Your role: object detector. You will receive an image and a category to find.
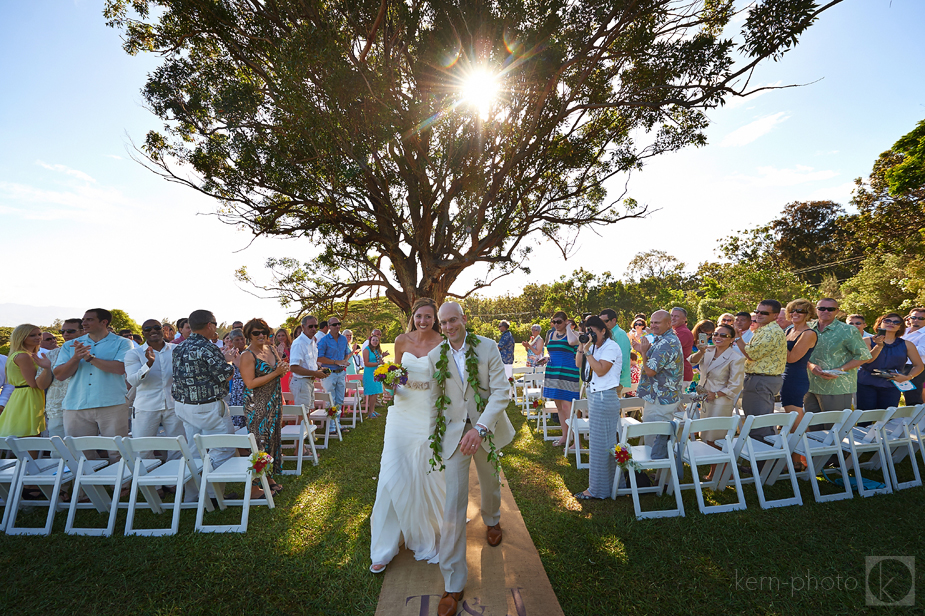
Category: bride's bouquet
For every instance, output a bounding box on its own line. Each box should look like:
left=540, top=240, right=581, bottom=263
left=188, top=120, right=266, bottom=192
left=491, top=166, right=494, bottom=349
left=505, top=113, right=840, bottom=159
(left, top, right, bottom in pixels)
left=374, top=362, right=409, bottom=388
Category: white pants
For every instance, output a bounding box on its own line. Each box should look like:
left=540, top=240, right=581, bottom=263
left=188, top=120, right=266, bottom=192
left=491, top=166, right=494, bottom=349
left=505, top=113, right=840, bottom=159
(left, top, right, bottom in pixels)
left=174, top=400, right=236, bottom=500
left=439, top=443, right=502, bottom=593
left=642, top=400, right=679, bottom=447
left=132, top=407, right=185, bottom=460
left=290, top=376, right=315, bottom=409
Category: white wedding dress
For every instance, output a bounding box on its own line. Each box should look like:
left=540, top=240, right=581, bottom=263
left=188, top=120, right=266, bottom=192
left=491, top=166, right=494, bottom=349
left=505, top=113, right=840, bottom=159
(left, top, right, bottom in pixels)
left=369, top=352, right=447, bottom=565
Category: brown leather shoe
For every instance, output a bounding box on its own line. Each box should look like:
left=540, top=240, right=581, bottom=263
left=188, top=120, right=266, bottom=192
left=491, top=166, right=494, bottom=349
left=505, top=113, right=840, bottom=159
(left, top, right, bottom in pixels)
left=487, top=523, right=502, bottom=547
left=437, top=591, right=463, bottom=616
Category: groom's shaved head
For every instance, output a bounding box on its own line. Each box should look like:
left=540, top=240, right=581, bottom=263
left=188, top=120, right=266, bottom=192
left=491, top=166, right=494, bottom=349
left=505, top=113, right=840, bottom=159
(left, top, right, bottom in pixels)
left=438, top=301, right=465, bottom=319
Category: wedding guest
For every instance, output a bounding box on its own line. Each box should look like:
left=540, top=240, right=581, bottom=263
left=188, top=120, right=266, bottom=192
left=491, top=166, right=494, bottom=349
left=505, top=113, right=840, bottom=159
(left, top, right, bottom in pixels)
left=498, top=321, right=515, bottom=379
left=780, top=299, right=817, bottom=456
left=691, top=320, right=716, bottom=348
left=718, top=313, right=735, bottom=327
left=161, top=322, right=177, bottom=342
left=223, top=329, right=248, bottom=428
left=628, top=317, right=647, bottom=348
left=847, top=314, right=873, bottom=339
left=670, top=307, right=694, bottom=386
left=343, top=329, right=359, bottom=375
left=289, top=315, right=327, bottom=412
left=805, top=298, right=871, bottom=416
left=0, top=324, right=54, bottom=437
left=232, top=321, right=244, bottom=330
left=689, top=324, right=746, bottom=480
left=542, top=312, right=581, bottom=447
left=523, top=325, right=544, bottom=367
left=572, top=317, right=622, bottom=500
left=40, top=331, right=58, bottom=352
left=857, top=313, right=923, bottom=410
left=632, top=310, right=683, bottom=447
left=174, top=317, right=191, bottom=343
left=274, top=327, right=293, bottom=393
left=599, top=309, right=631, bottom=396
left=362, top=332, right=385, bottom=417
left=902, top=307, right=925, bottom=404
left=240, top=318, right=287, bottom=494
left=318, top=316, right=351, bottom=433
left=42, top=318, right=83, bottom=438
left=124, top=320, right=184, bottom=457
left=734, top=300, right=787, bottom=441
left=0, top=355, right=12, bottom=418
left=292, top=325, right=303, bottom=340
left=54, top=308, right=133, bottom=458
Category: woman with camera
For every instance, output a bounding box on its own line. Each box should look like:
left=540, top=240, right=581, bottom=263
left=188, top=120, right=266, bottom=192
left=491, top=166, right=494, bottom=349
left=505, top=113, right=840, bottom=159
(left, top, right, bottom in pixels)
left=857, top=313, right=923, bottom=410
left=543, top=312, right=581, bottom=447
left=572, top=316, right=623, bottom=501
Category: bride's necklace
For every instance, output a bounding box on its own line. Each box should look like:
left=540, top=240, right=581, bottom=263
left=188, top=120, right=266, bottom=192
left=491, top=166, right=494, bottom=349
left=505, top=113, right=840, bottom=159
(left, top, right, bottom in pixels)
left=431, top=331, right=501, bottom=477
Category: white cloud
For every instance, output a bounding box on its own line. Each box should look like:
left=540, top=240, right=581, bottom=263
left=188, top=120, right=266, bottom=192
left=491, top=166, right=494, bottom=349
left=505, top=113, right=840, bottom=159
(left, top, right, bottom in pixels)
left=105, top=154, right=123, bottom=160
left=806, top=181, right=857, bottom=204
left=35, top=160, right=96, bottom=183
left=720, top=112, right=790, bottom=147
left=726, top=165, right=840, bottom=188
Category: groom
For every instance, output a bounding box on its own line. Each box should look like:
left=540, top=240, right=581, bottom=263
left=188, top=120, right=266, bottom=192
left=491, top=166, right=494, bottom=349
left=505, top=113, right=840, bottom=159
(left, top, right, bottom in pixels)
left=430, top=302, right=516, bottom=616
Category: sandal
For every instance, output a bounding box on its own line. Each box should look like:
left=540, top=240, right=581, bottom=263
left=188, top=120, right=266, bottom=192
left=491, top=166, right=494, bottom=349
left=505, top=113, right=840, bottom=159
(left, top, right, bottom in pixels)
left=268, top=483, right=283, bottom=494
left=574, top=491, right=603, bottom=501
left=370, top=563, right=387, bottom=574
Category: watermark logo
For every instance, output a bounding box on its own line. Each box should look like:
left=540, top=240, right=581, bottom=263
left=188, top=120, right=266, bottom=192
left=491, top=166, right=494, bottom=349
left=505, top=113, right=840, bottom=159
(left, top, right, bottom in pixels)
left=866, top=556, right=914, bottom=607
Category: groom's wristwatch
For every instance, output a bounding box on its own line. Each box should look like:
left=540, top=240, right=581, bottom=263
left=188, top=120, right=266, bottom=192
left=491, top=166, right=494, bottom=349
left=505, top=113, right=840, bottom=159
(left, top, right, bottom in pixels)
left=475, top=425, right=489, bottom=439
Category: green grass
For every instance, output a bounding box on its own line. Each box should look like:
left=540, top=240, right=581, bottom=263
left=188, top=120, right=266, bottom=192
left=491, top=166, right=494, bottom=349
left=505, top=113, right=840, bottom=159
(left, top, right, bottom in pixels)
left=2, top=404, right=923, bottom=615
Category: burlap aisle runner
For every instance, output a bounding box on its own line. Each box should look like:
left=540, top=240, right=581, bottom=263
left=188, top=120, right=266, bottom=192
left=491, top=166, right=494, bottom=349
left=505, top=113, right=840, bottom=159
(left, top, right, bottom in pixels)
left=374, top=466, right=564, bottom=616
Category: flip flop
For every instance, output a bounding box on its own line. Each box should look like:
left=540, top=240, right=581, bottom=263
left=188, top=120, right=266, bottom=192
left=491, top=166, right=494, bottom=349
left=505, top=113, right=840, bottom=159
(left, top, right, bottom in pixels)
left=574, top=491, right=603, bottom=501
left=370, top=564, right=387, bottom=574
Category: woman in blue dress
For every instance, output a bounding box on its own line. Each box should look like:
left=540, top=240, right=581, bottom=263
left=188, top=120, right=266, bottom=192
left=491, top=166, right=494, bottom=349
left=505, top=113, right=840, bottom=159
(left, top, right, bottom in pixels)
left=780, top=299, right=817, bottom=468
left=542, top=311, right=580, bottom=447
left=857, top=313, right=924, bottom=409
left=363, top=332, right=385, bottom=417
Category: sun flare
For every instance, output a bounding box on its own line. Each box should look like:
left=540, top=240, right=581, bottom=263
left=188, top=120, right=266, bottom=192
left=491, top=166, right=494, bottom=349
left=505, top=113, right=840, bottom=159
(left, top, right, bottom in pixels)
left=460, top=69, right=500, bottom=118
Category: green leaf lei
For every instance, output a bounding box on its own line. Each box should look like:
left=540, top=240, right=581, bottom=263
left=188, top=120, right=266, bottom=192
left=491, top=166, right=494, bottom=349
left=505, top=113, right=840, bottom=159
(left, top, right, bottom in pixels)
left=430, top=331, right=502, bottom=477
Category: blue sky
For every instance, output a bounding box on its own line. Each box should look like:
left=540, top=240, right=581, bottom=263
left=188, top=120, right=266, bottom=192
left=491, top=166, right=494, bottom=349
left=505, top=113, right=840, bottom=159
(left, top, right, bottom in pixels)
left=1, top=1, right=923, bottom=328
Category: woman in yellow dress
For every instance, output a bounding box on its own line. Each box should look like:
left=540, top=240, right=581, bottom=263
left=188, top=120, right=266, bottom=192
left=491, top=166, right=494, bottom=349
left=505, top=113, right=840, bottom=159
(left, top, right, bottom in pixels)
left=0, top=324, right=54, bottom=437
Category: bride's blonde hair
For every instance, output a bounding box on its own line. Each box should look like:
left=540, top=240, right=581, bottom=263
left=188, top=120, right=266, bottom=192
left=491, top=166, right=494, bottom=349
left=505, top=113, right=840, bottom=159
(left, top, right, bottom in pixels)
left=406, top=298, right=441, bottom=334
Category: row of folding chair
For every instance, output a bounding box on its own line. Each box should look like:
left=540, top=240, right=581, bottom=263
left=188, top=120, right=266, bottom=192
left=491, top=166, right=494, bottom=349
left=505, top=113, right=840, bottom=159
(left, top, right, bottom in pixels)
left=0, top=432, right=274, bottom=536
left=609, top=404, right=925, bottom=520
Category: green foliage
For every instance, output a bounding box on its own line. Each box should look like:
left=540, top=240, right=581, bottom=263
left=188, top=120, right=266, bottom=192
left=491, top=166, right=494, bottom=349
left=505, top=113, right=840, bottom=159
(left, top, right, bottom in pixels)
left=108, top=308, right=141, bottom=334
left=886, top=118, right=925, bottom=196
left=105, top=0, right=839, bottom=316
left=840, top=253, right=925, bottom=323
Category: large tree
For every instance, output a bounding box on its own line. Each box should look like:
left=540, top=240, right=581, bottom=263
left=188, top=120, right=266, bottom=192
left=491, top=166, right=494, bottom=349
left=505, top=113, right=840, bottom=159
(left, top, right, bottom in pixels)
left=105, top=0, right=842, bottom=314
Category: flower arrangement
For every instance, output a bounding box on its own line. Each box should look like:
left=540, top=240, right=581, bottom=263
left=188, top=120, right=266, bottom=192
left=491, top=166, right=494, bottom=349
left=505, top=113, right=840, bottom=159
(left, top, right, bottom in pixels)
left=612, top=444, right=640, bottom=472
left=374, top=362, right=409, bottom=387
left=508, top=377, right=515, bottom=385
left=326, top=404, right=342, bottom=419
left=531, top=397, right=545, bottom=410
left=249, top=451, right=274, bottom=477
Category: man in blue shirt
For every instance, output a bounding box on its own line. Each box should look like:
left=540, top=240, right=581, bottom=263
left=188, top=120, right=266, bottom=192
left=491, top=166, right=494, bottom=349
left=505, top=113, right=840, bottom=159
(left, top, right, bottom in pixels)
left=54, top=308, right=133, bottom=460
left=317, top=316, right=351, bottom=432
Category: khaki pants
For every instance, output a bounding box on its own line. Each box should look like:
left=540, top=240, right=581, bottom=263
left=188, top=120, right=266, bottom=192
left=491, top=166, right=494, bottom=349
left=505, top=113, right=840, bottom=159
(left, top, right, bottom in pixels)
left=290, top=376, right=315, bottom=409
left=64, top=403, right=130, bottom=463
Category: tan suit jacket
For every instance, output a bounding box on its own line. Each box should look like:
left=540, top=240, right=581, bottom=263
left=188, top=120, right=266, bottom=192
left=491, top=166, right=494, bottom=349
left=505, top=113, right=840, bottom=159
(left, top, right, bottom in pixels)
left=699, top=347, right=746, bottom=399
left=427, top=335, right=516, bottom=459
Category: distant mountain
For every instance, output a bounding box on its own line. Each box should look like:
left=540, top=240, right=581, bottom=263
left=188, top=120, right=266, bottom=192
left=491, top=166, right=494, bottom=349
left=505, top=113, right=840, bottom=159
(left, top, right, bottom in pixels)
left=0, top=303, right=84, bottom=327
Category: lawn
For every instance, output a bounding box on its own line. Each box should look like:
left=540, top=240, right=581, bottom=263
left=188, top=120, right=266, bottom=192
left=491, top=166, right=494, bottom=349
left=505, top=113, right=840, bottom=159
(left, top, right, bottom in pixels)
left=1, top=403, right=921, bottom=615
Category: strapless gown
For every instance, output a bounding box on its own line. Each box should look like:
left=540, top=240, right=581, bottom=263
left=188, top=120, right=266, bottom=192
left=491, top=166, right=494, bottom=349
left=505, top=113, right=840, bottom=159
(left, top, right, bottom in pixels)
left=369, top=352, right=446, bottom=565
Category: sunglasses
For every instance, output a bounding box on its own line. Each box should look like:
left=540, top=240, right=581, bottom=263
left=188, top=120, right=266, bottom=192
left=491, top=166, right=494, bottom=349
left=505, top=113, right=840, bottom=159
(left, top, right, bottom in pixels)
left=791, top=309, right=808, bottom=314
left=329, top=322, right=341, bottom=327
left=754, top=310, right=771, bottom=316
left=713, top=333, right=732, bottom=338
left=142, top=325, right=163, bottom=333
left=551, top=319, right=563, bottom=324
left=882, top=319, right=902, bottom=325
left=60, top=329, right=78, bottom=334
left=209, top=321, right=218, bottom=326
left=816, top=306, right=838, bottom=312
left=252, top=330, right=269, bottom=337
left=304, top=324, right=318, bottom=329
left=909, top=316, right=925, bottom=321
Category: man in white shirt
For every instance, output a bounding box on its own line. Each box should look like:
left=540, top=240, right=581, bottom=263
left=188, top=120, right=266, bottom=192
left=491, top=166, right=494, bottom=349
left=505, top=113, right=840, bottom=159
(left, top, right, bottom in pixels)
left=313, top=320, right=329, bottom=343
left=731, top=312, right=753, bottom=354
left=290, top=315, right=328, bottom=410
left=847, top=314, right=873, bottom=338
left=43, top=319, right=84, bottom=437
left=124, top=319, right=184, bottom=459
left=903, top=307, right=925, bottom=405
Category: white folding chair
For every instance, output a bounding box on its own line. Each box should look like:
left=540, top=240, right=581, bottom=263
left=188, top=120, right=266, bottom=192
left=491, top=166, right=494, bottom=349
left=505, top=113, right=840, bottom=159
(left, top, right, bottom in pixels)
left=0, top=438, right=58, bottom=532
left=4, top=436, right=104, bottom=535
left=678, top=416, right=747, bottom=514
left=194, top=433, right=275, bottom=533
left=612, top=421, right=685, bottom=519
left=563, top=399, right=590, bottom=468
left=617, top=398, right=644, bottom=441
left=843, top=408, right=894, bottom=497
left=792, top=409, right=856, bottom=503
left=511, top=367, right=530, bottom=400
left=876, top=405, right=924, bottom=490
left=54, top=436, right=159, bottom=537
left=229, top=405, right=249, bottom=436
left=539, top=397, right=564, bottom=442
left=719, top=412, right=803, bottom=509
left=280, top=404, right=319, bottom=474
left=343, top=381, right=363, bottom=427
left=309, top=391, right=341, bottom=449
left=119, top=435, right=212, bottom=536
left=521, top=374, right=544, bottom=419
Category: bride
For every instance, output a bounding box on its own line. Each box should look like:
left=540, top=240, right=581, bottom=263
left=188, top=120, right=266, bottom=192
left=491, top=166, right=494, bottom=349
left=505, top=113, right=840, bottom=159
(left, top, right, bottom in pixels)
left=369, top=298, right=447, bottom=573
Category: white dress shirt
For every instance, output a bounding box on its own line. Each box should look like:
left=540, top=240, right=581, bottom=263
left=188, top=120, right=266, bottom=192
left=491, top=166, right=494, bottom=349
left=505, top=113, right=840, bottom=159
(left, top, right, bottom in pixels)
left=585, top=337, right=623, bottom=393
left=290, top=332, right=318, bottom=379
left=904, top=328, right=925, bottom=366
left=124, top=342, right=176, bottom=411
